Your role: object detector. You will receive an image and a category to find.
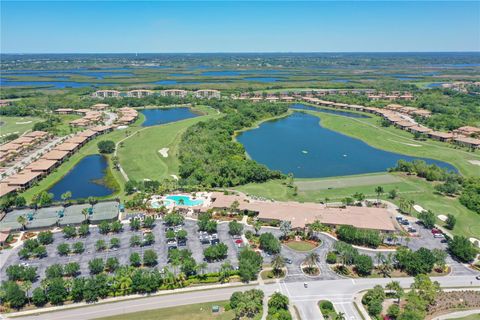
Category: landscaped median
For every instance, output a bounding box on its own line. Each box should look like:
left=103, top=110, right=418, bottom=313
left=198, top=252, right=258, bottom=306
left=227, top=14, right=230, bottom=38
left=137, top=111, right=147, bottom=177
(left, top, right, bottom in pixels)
left=360, top=275, right=480, bottom=320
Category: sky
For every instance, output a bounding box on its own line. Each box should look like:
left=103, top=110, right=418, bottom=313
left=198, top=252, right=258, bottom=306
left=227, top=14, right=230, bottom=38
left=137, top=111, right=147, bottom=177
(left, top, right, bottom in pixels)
left=1, top=1, right=479, bottom=53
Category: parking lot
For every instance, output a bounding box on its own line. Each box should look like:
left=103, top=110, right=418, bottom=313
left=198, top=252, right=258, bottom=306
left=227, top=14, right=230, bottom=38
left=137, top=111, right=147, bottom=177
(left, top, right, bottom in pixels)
left=0, top=219, right=241, bottom=287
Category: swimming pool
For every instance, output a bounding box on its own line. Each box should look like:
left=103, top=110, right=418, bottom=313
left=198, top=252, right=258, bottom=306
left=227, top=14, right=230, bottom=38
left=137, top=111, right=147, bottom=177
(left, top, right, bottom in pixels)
left=165, top=195, right=204, bottom=206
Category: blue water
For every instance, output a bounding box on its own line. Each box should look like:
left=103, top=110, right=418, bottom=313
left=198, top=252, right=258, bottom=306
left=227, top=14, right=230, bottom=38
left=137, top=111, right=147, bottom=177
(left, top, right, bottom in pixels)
left=427, top=83, right=446, bottom=88
left=290, top=104, right=370, bottom=119
left=244, top=77, right=281, bottom=82
left=165, top=195, right=204, bottom=206
left=330, top=79, right=350, bottom=83
left=237, top=112, right=456, bottom=178
left=201, top=71, right=240, bottom=76
left=48, top=154, right=113, bottom=200
left=0, top=78, right=109, bottom=88
left=141, top=107, right=199, bottom=127
left=2, top=69, right=133, bottom=79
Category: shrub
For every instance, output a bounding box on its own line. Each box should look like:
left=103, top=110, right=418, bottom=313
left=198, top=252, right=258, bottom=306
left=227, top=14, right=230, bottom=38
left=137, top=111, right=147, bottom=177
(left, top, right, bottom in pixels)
left=64, top=262, right=80, bottom=277
left=337, top=225, right=382, bottom=248
left=130, top=252, right=141, bottom=267
left=37, top=231, right=54, bottom=245
left=106, top=257, right=119, bottom=272
left=143, top=249, right=158, bottom=266
left=448, top=235, right=477, bottom=262
left=326, top=251, right=337, bottom=264
left=89, top=258, right=105, bottom=275
left=45, top=264, right=64, bottom=279
left=95, top=239, right=107, bottom=251
left=6, top=265, right=37, bottom=282
left=204, top=243, right=228, bottom=262
left=78, top=224, right=90, bottom=237
left=130, top=235, right=142, bottom=247
left=32, top=287, right=47, bottom=306
left=354, top=254, right=374, bottom=276
left=97, top=140, right=115, bottom=154
left=110, top=237, right=121, bottom=248
left=259, top=232, right=281, bottom=254
left=238, top=248, right=263, bottom=282
left=63, top=225, right=76, bottom=238
left=72, top=242, right=85, bottom=254
left=57, top=243, right=70, bottom=256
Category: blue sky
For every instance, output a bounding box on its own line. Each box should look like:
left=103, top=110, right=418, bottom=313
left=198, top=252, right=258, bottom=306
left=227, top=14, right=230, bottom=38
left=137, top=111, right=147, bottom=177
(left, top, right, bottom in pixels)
left=1, top=1, right=479, bottom=53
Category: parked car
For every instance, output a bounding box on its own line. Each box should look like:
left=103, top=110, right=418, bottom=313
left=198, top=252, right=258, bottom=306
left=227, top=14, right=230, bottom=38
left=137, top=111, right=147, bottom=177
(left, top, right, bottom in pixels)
left=396, top=216, right=403, bottom=221
left=407, top=227, right=417, bottom=233
left=285, top=258, right=293, bottom=264
left=401, top=220, right=410, bottom=226
left=178, top=239, right=187, bottom=246
left=434, top=233, right=445, bottom=239
left=431, top=228, right=441, bottom=234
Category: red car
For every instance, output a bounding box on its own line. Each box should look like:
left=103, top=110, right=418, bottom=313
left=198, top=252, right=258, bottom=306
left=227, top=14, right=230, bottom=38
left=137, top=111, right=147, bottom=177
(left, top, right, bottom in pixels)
left=431, top=228, right=441, bottom=234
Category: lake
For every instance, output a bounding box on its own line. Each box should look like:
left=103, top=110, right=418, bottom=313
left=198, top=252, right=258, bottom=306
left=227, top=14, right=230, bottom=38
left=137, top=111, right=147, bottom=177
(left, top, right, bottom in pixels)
left=237, top=112, right=456, bottom=178
left=48, top=154, right=114, bottom=200
left=141, top=107, right=199, bottom=127
left=0, top=78, right=115, bottom=89
left=290, top=103, right=370, bottom=118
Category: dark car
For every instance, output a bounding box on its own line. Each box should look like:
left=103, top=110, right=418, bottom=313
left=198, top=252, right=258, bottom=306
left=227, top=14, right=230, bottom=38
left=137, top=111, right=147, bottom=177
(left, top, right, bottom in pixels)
left=210, top=238, right=220, bottom=245
left=178, top=239, right=187, bottom=246
left=285, top=258, right=293, bottom=264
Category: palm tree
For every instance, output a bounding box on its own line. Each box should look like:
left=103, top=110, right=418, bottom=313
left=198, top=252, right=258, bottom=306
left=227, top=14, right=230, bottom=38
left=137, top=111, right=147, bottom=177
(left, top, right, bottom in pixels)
left=21, top=280, right=32, bottom=304
left=17, top=215, right=27, bottom=231
left=82, top=208, right=90, bottom=223
left=118, top=275, right=133, bottom=296
left=271, top=255, right=285, bottom=276
left=386, top=281, right=404, bottom=303
left=335, top=312, right=346, bottom=320
left=253, top=220, right=261, bottom=235
left=375, top=252, right=385, bottom=264
left=374, top=186, right=384, bottom=203
left=229, top=200, right=240, bottom=214
left=196, top=262, right=208, bottom=277
left=279, top=221, right=292, bottom=239
left=60, top=191, right=72, bottom=205
left=219, top=261, right=233, bottom=283
left=305, top=252, right=319, bottom=269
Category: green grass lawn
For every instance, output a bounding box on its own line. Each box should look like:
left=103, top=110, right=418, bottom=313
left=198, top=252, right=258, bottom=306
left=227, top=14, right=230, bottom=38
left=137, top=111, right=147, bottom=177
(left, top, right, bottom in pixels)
left=285, top=240, right=318, bottom=252
left=0, top=116, right=42, bottom=139
left=118, top=105, right=219, bottom=181
left=96, top=300, right=235, bottom=320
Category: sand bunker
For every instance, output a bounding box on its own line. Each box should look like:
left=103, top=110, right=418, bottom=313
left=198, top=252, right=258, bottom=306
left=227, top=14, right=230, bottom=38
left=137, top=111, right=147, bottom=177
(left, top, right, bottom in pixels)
left=413, top=205, right=426, bottom=213
left=437, top=214, right=448, bottom=222
left=468, top=160, right=480, bottom=166
left=158, top=148, right=169, bottom=158
left=469, top=238, right=480, bottom=247
left=388, top=139, right=421, bottom=147
left=16, top=121, right=32, bottom=124
left=171, top=175, right=179, bottom=180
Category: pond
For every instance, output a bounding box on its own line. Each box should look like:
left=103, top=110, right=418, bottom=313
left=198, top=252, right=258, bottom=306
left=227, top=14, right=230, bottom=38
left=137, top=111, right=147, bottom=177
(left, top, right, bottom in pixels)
left=289, top=103, right=370, bottom=118
left=141, top=107, right=199, bottom=127
left=243, top=77, right=281, bottom=82
left=48, top=154, right=114, bottom=200
left=237, top=112, right=456, bottom=178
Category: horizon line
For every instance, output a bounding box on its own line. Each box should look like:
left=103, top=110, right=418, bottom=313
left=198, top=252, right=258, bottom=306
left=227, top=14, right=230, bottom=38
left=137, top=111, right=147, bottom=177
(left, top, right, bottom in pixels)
left=2, top=51, right=480, bottom=55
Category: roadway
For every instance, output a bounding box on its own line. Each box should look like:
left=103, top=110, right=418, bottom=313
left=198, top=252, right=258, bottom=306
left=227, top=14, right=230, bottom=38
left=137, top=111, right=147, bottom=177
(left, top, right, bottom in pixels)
left=6, top=275, right=479, bottom=320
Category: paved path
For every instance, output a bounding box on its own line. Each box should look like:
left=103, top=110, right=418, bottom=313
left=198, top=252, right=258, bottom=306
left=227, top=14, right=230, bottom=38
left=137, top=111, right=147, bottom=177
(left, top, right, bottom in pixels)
left=433, top=309, right=480, bottom=319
